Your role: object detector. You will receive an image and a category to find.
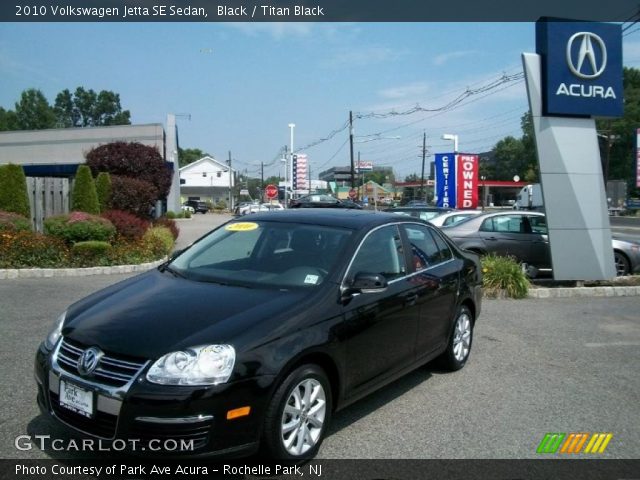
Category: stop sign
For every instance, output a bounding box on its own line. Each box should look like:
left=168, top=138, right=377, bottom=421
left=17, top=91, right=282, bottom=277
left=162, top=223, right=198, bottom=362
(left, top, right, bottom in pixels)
left=348, top=188, right=357, bottom=199
left=265, top=184, right=278, bottom=199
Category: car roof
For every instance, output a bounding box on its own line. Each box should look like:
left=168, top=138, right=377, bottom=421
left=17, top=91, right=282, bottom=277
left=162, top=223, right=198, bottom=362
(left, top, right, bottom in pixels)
left=388, top=206, right=451, bottom=211
left=236, top=208, right=409, bottom=230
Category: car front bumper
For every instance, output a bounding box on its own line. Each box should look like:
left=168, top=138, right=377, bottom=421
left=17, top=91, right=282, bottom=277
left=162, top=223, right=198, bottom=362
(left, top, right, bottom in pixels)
left=35, top=342, right=275, bottom=457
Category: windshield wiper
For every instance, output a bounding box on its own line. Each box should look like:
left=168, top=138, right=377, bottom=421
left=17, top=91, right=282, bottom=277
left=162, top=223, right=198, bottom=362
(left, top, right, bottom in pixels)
left=159, top=264, right=186, bottom=279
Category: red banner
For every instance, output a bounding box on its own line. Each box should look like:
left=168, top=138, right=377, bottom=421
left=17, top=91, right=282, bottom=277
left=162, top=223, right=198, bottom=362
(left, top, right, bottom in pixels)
left=456, top=154, right=479, bottom=209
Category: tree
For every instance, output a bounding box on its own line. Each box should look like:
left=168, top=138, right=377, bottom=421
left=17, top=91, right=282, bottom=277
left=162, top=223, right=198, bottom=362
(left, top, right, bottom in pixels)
left=14, top=89, right=56, bottom=130
left=178, top=148, right=211, bottom=167
left=54, top=87, right=131, bottom=128
left=85, top=142, right=172, bottom=200
left=95, top=172, right=112, bottom=213
left=72, top=165, right=100, bottom=214
left=0, top=107, right=18, bottom=131
left=0, top=164, right=30, bottom=217
left=597, top=67, right=640, bottom=194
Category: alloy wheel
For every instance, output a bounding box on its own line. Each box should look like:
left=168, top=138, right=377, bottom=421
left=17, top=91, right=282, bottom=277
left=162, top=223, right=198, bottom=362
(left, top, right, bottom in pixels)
left=280, top=378, right=327, bottom=456
left=452, top=312, right=472, bottom=362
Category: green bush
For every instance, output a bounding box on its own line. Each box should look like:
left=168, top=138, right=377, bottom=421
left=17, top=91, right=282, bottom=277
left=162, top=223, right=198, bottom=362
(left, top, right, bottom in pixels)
left=71, top=241, right=113, bottom=266
left=0, top=211, right=31, bottom=232
left=165, top=210, right=177, bottom=219
left=0, top=230, right=69, bottom=268
left=44, top=211, right=116, bottom=244
left=481, top=254, right=529, bottom=299
left=0, top=164, right=30, bottom=217
left=72, top=165, right=100, bottom=214
left=95, top=172, right=112, bottom=213
left=142, top=226, right=175, bottom=258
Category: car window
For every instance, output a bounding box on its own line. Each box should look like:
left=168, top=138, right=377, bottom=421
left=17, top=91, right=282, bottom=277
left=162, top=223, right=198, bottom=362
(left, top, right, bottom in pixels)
left=431, top=229, right=453, bottom=261
left=528, top=216, right=548, bottom=234
left=402, top=224, right=441, bottom=271
left=481, top=215, right=525, bottom=234
left=443, top=214, right=471, bottom=226
left=419, top=211, right=442, bottom=221
left=348, top=225, right=406, bottom=281
left=170, top=221, right=352, bottom=289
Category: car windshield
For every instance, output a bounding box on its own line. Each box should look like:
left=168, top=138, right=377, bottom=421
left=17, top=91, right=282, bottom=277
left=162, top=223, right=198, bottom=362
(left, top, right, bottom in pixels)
left=169, top=220, right=353, bottom=289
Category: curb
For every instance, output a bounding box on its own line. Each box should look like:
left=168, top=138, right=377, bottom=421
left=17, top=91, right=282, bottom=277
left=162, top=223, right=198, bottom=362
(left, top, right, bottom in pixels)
left=528, top=286, right=640, bottom=298
left=0, top=258, right=166, bottom=279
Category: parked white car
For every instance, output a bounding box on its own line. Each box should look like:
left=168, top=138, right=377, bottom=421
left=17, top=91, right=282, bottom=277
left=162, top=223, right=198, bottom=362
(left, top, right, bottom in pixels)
left=429, top=210, right=482, bottom=227
left=181, top=204, right=195, bottom=214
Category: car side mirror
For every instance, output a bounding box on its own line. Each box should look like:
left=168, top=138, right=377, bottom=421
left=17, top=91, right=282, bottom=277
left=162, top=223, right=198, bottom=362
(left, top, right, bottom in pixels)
left=341, top=272, right=388, bottom=302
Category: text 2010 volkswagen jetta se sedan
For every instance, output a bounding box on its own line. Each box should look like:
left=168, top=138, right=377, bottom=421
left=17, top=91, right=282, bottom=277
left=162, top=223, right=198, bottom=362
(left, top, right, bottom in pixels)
left=35, top=209, right=482, bottom=459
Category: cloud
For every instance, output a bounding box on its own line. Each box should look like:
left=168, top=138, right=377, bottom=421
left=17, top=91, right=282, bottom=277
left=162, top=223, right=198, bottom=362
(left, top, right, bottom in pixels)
left=323, top=46, right=403, bottom=68
left=223, top=22, right=312, bottom=40
left=378, top=82, right=431, bottom=100
left=432, top=50, right=478, bottom=66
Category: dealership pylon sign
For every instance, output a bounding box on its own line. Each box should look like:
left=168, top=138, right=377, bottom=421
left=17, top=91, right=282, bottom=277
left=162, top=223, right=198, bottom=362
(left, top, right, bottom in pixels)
left=434, top=153, right=479, bottom=209
left=523, top=19, right=621, bottom=280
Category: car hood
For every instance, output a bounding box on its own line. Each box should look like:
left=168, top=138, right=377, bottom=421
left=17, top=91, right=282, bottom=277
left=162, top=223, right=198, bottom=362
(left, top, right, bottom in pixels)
left=63, top=269, right=312, bottom=359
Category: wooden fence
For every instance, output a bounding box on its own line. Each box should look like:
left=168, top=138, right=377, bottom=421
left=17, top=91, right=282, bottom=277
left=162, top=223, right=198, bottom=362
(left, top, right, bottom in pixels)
left=26, top=177, right=70, bottom=232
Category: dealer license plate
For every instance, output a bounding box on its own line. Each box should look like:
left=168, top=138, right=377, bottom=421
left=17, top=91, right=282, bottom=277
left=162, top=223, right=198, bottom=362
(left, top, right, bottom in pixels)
left=59, top=379, right=94, bottom=418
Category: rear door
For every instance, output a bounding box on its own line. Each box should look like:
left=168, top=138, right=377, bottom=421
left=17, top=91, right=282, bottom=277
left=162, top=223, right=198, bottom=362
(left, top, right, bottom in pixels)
left=478, top=214, right=534, bottom=263
left=526, top=215, right=552, bottom=268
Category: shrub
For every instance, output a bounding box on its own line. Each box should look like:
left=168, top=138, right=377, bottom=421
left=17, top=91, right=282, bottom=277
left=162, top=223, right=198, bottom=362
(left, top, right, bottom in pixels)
left=44, top=211, right=116, bottom=243
left=71, top=165, right=100, bottom=214
left=85, top=142, right=172, bottom=199
left=214, top=200, right=227, bottom=211
left=142, top=226, right=175, bottom=258
left=481, top=254, right=529, bottom=299
left=154, top=217, right=179, bottom=240
left=95, top=172, right=112, bottom=213
left=0, top=230, right=69, bottom=268
left=165, top=210, right=177, bottom=219
left=0, top=164, right=30, bottom=217
left=109, top=175, right=158, bottom=218
left=101, top=209, right=150, bottom=240
left=0, top=211, right=31, bottom=232
left=71, top=241, right=113, bottom=267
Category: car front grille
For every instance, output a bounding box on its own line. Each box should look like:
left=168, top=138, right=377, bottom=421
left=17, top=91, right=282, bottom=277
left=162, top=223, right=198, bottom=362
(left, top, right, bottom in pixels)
left=56, top=338, right=147, bottom=388
left=50, top=391, right=118, bottom=438
left=129, top=421, right=212, bottom=451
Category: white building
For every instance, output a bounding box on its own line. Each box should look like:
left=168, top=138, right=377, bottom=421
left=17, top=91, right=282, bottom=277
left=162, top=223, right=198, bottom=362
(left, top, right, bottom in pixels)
left=179, top=156, right=235, bottom=208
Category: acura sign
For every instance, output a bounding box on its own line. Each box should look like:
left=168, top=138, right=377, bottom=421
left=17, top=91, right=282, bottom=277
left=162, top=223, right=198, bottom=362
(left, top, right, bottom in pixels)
left=536, top=20, right=622, bottom=118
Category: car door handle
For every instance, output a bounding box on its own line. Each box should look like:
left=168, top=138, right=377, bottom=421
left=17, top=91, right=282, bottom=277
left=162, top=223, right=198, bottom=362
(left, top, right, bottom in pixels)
left=403, top=293, right=418, bottom=306
left=486, top=236, right=498, bottom=241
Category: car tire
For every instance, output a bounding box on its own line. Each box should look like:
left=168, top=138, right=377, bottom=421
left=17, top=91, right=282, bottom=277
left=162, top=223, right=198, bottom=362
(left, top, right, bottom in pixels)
left=262, top=364, right=332, bottom=460
left=438, top=305, right=474, bottom=371
left=614, top=251, right=630, bottom=277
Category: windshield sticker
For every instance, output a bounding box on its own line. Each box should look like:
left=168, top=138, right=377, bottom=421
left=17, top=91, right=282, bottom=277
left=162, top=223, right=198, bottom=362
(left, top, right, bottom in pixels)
left=304, top=274, right=319, bottom=285
left=225, top=222, right=259, bottom=232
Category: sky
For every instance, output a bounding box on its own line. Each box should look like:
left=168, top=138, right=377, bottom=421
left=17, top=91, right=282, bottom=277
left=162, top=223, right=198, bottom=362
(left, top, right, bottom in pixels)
left=2, top=21, right=640, bottom=181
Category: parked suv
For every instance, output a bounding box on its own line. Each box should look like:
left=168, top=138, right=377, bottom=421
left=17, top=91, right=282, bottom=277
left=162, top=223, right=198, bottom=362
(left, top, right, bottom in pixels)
left=184, top=200, right=208, bottom=214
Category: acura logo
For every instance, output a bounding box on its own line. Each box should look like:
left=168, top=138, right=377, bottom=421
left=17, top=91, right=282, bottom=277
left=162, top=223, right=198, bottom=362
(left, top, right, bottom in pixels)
left=566, top=32, right=607, bottom=79
left=77, top=347, right=103, bottom=376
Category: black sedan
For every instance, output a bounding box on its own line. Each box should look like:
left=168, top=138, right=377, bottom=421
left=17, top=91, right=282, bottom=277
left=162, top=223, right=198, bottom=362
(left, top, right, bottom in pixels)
left=442, top=211, right=640, bottom=276
left=35, top=210, right=482, bottom=460
left=289, top=194, right=362, bottom=209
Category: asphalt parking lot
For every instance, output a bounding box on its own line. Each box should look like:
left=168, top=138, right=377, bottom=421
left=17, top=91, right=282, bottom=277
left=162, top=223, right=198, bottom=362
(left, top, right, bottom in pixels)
left=0, top=212, right=638, bottom=460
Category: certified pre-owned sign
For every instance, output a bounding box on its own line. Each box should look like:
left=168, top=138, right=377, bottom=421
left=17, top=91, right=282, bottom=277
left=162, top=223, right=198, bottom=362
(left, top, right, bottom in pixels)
left=537, top=20, right=623, bottom=118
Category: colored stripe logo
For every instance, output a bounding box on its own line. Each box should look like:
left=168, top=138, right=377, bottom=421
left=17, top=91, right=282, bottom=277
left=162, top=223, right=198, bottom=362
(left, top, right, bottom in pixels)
left=537, top=433, right=613, bottom=454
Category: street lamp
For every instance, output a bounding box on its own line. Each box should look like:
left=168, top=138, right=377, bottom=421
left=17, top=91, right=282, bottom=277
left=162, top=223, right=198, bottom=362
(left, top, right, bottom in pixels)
left=480, top=175, right=486, bottom=211
left=441, top=133, right=459, bottom=153
left=287, top=123, right=295, bottom=207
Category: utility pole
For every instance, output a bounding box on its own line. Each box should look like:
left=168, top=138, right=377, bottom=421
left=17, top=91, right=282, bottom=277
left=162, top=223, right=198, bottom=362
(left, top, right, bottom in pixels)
left=260, top=162, right=264, bottom=190
left=349, top=110, right=355, bottom=190
left=420, top=132, right=431, bottom=202
left=227, top=151, right=233, bottom=211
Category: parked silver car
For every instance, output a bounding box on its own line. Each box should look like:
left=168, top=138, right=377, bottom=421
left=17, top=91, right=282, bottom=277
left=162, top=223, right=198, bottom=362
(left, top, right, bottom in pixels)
left=441, top=211, right=640, bottom=276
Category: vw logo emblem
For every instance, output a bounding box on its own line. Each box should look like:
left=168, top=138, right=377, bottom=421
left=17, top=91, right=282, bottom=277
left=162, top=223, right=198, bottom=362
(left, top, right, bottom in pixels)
left=77, top=347, right=103, bottom=376
left=566, top=32, right=607, bottom=79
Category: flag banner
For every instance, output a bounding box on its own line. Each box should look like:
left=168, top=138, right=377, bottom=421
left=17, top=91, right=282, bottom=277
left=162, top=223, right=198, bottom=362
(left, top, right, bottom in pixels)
left=435, top=153, right=456, bottom=208
left=456, top=154, right=479, bottom=209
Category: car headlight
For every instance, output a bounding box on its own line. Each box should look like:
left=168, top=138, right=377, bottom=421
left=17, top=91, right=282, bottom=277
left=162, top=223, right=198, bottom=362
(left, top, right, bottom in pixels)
left=146, top=345, right=236, bottom=386
left=44, top=311, right=66, bottom=350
